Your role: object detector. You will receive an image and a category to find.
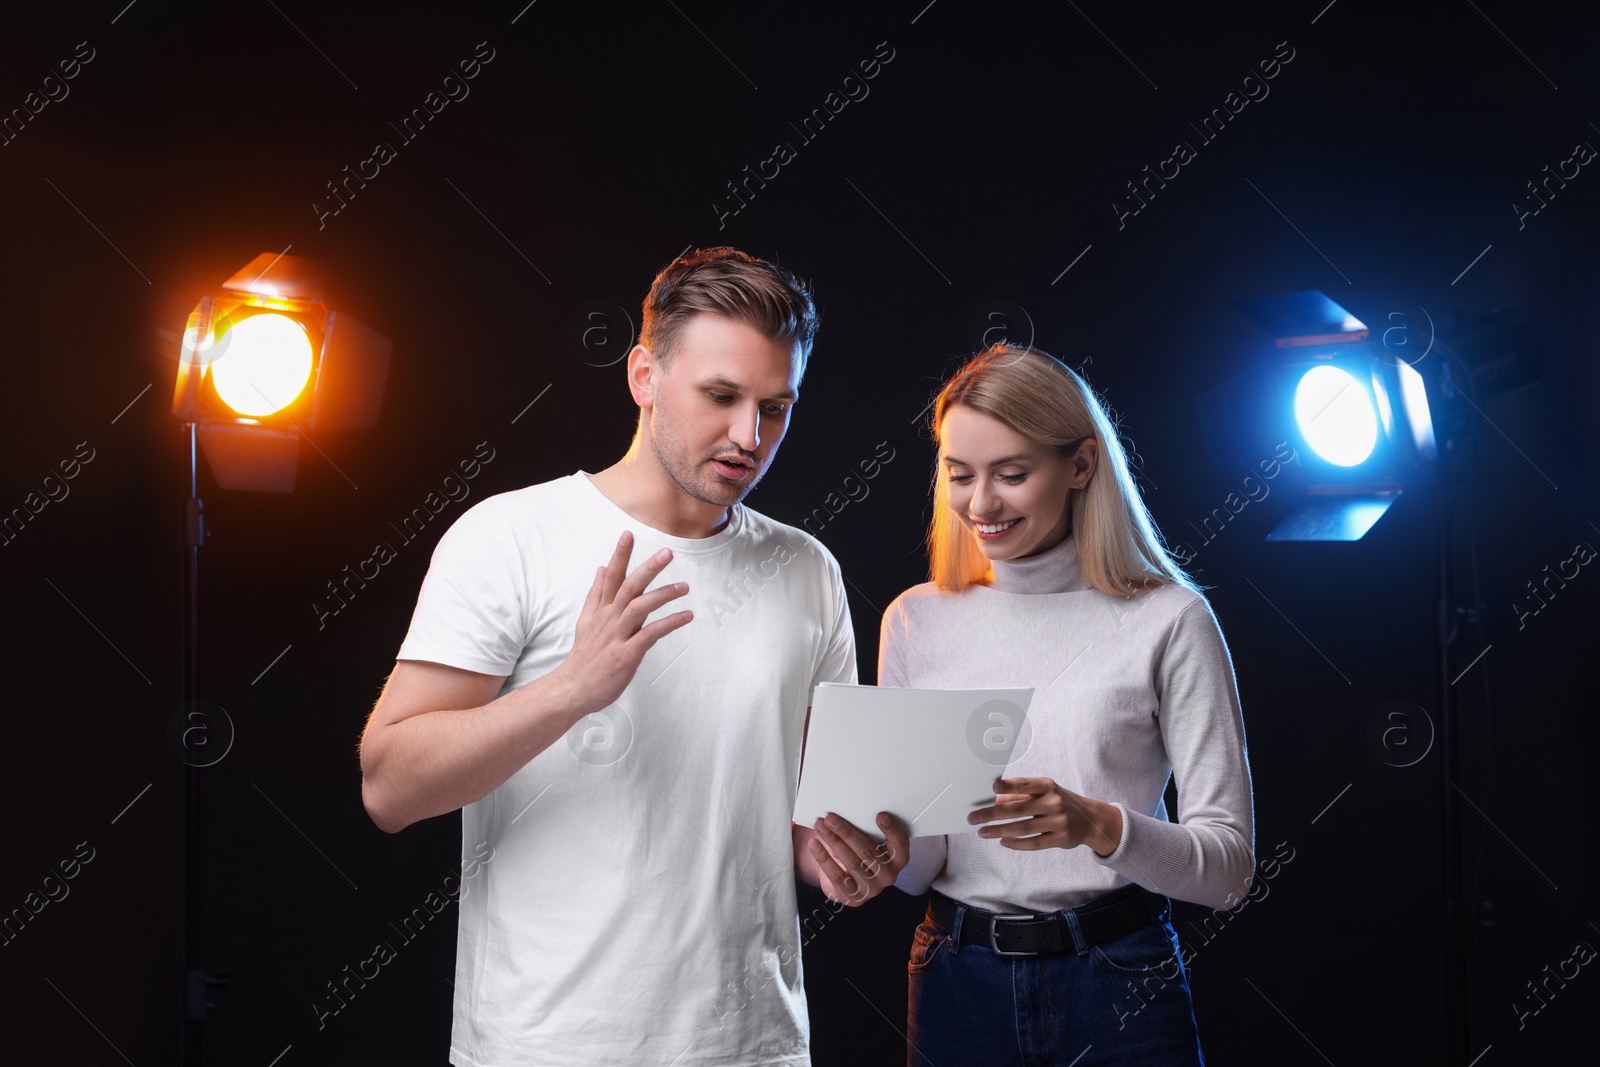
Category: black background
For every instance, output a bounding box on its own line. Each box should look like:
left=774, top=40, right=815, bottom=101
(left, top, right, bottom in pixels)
left=0, top=1, right=1595, bottom=1064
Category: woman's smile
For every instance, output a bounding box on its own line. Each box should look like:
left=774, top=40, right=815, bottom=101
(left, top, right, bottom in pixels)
left=972, top=517, right=1024, bottom=540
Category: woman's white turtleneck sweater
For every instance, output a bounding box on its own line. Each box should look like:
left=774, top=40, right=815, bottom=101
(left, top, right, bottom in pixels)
left=882, top=532, right=1255, bottom=913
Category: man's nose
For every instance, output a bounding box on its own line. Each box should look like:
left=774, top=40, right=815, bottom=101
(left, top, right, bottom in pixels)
left=729, top=403, right=761, bottom=452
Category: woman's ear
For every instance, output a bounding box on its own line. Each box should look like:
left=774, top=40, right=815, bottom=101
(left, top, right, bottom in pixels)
left=1072, top=438, right=1099, bottom=488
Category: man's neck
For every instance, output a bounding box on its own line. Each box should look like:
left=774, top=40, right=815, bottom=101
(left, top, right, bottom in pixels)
left=588, top=442, right=731, bottom=539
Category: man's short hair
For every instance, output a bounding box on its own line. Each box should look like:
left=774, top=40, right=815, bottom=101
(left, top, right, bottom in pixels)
left=640, top=247, right=819, bottom=369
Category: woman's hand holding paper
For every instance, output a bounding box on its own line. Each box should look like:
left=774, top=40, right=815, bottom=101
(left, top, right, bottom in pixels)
left=967, top=777, right=1125, bottom=857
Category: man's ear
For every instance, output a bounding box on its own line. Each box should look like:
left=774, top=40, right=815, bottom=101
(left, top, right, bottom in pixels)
left=626, top=344, right=657, bottom=408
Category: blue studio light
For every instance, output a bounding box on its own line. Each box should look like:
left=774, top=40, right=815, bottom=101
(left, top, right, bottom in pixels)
left=1293, top=364, right=1379, bottom=467
left=1199, top=291, right=1445, bottom=543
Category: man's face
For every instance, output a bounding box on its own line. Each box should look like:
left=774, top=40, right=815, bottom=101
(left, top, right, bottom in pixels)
left=642, top=313, right=804, bottom=509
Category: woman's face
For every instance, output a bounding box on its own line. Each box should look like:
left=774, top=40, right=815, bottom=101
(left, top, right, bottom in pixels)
left=939, top=404, right=1097, bottom=563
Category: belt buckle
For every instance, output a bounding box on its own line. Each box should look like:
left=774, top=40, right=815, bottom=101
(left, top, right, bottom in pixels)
left=988, top=913, right=1039, bottom=956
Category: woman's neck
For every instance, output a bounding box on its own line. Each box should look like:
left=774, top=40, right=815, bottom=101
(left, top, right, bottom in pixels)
left=988, top=532, right=1087, bottom=594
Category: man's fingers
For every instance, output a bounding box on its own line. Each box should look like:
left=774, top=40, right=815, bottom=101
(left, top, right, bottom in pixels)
left=600, top=531, right=635, bottom=605
left=820, top=867, right=857, bottom=906
left=814, top=818, right=897, bottom=896
left=579, top=565, right=604, bottom=621
left=621, top=581, right=691, bottom=629
left=636, top=609, right=694, bottom=645
left=812, top=827, right=866, bottom=879
left=814, top=816, right=886, bottom=876
left=809, top=839, right=860, bottom=904
left=877, top=814, right=911, bottom=869
left=616, top=547, right=674, bottom=606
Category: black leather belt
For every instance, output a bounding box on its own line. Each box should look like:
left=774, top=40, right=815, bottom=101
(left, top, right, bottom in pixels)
left=928, top=884, right=1170, bottom=956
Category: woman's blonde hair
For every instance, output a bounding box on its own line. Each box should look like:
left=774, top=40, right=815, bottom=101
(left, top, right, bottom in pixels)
left=926, top=344, right=1199, bottom=597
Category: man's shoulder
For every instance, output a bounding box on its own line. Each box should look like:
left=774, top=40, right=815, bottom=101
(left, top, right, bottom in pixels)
left=456, top=472, right=584, bottom=530
left=737, top=505, right=842, bottom=575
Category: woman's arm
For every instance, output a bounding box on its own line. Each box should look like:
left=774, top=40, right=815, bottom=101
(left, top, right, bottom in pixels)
left=966, top=596, right=1254, bottom=910
left=876, top=594, right=951, bottom=895
left=1092, top=596, right=1255, bottom=910
left=892, top=834, right=948, bottom=895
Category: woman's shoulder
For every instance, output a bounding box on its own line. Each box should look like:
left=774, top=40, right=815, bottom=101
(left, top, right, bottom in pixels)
left=882, top=580, right=970, bottom=624
left=885, top=580, right=939, bottom=612
left=1096, top=577, right=1218, bottom=638
left=1140, top=577, right=1212, bottom=614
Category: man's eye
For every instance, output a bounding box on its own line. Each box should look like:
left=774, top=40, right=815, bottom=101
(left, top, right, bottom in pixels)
left=763, top=405, right=788, bottom=417
left=709, top=393, right=733, bottom=403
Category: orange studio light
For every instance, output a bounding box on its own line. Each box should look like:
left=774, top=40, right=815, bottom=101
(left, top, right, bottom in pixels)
left=207, top=312, right=315, bottom=417
left=172, top=253, right=391, bottom=491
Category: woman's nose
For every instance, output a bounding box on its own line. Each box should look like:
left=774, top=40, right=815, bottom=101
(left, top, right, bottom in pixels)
left=970, top=478, right=996, bottom=517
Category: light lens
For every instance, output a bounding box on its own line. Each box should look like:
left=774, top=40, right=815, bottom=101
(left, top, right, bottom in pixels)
left=1294, top=365, right=1378, bottom=467
left=211, top=314, right=314, bottom=417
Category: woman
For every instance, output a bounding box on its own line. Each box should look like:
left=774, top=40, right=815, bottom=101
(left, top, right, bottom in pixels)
left=882, top=344, right=1254, bottom=1066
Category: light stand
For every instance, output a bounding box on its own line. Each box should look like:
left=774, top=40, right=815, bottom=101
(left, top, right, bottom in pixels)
left=181, top=422, right=228, bottom=1067
left=1435, top=405, right=1469, bottom=1066
left=1428, top=311, right=1541, bottom=1065
left=170, top=252, right=391, bottom=1065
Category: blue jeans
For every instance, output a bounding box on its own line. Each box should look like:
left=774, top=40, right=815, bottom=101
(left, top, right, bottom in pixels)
left=905, top=896, right=1205, bottom=1067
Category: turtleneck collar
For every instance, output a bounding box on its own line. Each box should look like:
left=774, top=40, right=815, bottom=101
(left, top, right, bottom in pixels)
left=987, top=531, right=1088, bottom=594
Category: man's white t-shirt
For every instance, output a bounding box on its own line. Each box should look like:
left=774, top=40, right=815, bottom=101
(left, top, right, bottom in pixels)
left=396, top=471, right=856, bottom=1067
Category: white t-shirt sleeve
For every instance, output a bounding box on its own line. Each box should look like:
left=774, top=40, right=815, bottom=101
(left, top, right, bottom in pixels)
left=396, top=513, right=528, bottom=677
left=809, top=546, right=858, bottom=691
left=1092, top=595, right=1255, bottom=910
left=880, top=593, right=949, bottom=895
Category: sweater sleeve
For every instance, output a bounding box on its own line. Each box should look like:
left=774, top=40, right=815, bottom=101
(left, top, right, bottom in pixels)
left=1091, top=596, right=1255, bottom=911
left=879, top=593, right=949, bottom=896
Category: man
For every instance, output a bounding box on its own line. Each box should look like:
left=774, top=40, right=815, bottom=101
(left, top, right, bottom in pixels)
left=358, top=247, right=910, bottom=1066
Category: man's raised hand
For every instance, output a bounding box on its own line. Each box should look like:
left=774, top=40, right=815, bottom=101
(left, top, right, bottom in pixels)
left=558, top=530, right=693, bottom=716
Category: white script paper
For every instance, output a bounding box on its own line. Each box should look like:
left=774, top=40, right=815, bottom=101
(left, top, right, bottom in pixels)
left=793, top=682, right=1034, bottom=840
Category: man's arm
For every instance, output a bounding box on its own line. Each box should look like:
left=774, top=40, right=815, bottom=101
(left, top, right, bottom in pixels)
left=359, top=529, right=691, bottom=833
left=358, top=660, right=587, bottom=833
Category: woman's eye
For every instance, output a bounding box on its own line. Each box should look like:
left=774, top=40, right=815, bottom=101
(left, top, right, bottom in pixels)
left=948, top=473, right=1024, bottom=485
